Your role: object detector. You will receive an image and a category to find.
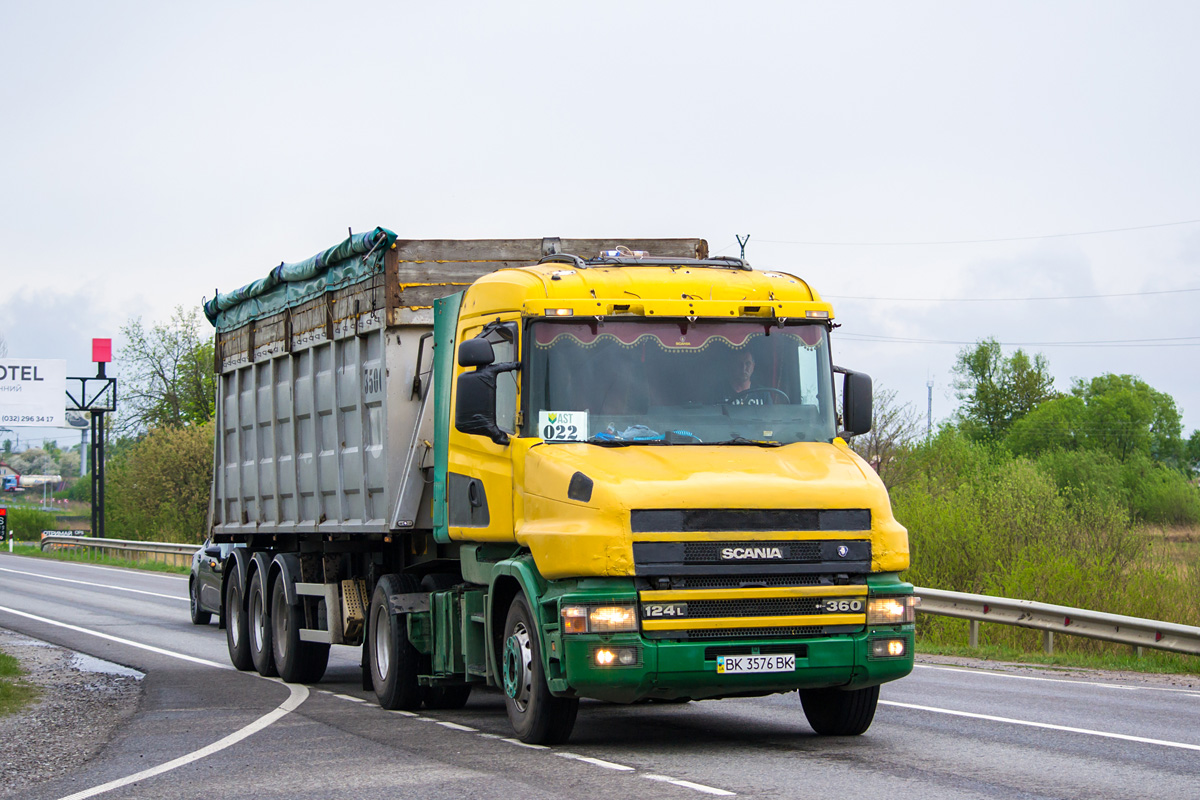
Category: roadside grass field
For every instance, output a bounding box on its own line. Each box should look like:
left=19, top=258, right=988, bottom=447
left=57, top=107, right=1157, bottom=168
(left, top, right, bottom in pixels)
left=0, top=649, right=38, bottom=718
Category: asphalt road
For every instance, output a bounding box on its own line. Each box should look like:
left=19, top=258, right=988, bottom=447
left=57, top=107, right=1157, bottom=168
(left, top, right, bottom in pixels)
left=2, top=551, right=1198, bottom=800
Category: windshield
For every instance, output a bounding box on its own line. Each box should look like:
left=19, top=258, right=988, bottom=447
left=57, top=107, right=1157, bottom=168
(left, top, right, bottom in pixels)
left=525, top=320, right=837, bottom=445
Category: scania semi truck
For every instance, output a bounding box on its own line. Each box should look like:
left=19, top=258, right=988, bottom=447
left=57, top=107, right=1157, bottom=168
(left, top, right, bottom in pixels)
left=203, top=229, right=914, bottom=744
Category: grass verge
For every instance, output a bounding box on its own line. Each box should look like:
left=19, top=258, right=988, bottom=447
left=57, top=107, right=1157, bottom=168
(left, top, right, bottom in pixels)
left=4, top=542, right=189, bottom=575
left=917, top=641, right=1200, bottom=678
left=0, top=649, right=39, bottom=717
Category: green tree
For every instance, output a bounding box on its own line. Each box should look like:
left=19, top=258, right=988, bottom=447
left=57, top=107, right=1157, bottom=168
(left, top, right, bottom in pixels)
left=952, top=338, right=1056, bottom=442
left=117, top=306, right=216, bottom=435
left=107, top=422, right=215, bottom=543
left=1072, top=374, right=1183, bottom=464
left=1005, top=395, right=1086, bottom=457
left=1187, top=429, right=1200, bottom=475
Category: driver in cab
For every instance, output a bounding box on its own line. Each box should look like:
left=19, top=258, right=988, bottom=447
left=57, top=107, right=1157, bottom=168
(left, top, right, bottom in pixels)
left=724, top=350, right=763, bottom=405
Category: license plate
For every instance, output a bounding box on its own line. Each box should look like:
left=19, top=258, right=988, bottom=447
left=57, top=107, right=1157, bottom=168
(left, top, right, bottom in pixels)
left=716, top=654, right=796, bottom=674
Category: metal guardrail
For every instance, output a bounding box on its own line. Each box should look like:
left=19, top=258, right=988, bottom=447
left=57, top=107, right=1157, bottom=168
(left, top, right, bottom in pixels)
left=915, top=586, right=1200, bottom=657
left=39, top=532, right=195, bottom=567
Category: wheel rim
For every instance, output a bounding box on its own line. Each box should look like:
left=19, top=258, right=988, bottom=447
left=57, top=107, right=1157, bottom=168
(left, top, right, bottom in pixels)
left=372, top=603, right=391, bottom=680
left=503, top=621, right=533, bottom=710
left=229, top=587, right=242, bottom=647
left=251, top=587, right=265, bottom=651
left=273, top=589, right=288, bottom=661
left=190, top=583, right=198, bottom=616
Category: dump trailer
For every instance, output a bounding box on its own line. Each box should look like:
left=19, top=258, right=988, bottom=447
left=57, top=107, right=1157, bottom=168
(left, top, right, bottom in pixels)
left=204, top=228, right=914, bottom=743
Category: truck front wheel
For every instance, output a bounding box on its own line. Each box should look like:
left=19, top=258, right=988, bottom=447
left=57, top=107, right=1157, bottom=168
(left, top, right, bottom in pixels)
left=502, top=595, right=578, bottom=744
left=368, top=574, right=421, bottom=710
left=799, top=684, right=880, bottom=735
left=224, top=573, right=253, bottom=671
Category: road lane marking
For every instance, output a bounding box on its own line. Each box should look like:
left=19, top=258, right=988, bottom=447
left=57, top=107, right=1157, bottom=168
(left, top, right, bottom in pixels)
left=914, top=663, right=1200, bottom=695
left=325, top=685, right=736, bottom=796
left=0, top=553, right=188, bottom=581
left=57, top=682, right=309, bottom=800
left=556, top=752, right=635, bottom=771
left=645, top=774, right=737, bottom=796
left=0, top=605, right=228, bottom=669
left=0, top=566, right=186, bottom=601
left=882, top=700, right=1200, bottom=751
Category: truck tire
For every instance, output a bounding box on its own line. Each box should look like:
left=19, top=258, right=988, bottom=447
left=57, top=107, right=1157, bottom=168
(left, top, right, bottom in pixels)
left=248, top=570, right=277, bottom=677
left=189, top=580, right=211, bottom=625
left=270, top=575, right=329, bottom=683
left=799, top=684, right=880, bottom=736
left=369, top=574, right=422, bottom=710
left=502, top=594, right=578, bottom=744
left=225, top=573, right=253, bottom=671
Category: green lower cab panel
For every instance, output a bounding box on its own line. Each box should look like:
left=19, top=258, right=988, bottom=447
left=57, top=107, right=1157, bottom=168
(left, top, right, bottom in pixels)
left=555, top=628, right=914, bottom=704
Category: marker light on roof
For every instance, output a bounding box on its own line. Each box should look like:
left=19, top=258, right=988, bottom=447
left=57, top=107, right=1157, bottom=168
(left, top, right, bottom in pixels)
left=546, top=308, right=574, bottom=316
left=806, top=310, right=830, bottom=319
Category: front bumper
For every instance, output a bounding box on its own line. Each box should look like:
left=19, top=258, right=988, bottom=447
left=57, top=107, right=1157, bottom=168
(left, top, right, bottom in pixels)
left=549, top=625, right=914, bottom=703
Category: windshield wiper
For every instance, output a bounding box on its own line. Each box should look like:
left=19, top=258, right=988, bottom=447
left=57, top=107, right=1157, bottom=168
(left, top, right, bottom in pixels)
left=583, top=436, right=668, bottom=447
left=708, top=437, right=783, bottom=447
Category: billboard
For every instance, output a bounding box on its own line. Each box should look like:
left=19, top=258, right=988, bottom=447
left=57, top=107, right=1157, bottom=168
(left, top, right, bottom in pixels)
left=0, top=359, right=67, bottom=427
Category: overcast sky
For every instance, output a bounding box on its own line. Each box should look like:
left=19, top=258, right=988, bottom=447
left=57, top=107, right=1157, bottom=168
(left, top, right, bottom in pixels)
left=2, top=1, right=1198, bottom=449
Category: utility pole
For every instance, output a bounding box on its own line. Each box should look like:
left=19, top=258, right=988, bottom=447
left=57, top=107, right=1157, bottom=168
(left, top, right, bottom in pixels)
left=926, top=379, right=934, bottom=437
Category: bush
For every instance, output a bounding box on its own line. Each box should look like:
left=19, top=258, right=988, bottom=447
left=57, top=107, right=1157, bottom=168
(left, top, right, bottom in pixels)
left=106, top=423, right=214, bottom=544
left=1, top=507, right=59, bottom=541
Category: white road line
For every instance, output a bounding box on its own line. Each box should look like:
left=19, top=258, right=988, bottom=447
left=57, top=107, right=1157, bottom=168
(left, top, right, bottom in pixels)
left=645, top=774, right=737, bottom=796
left=332, top=693, right=366, bottom=703
left=0, top=605, right=228, bottom=669
left=0, top=566, right=186, bottom=601
left=914, top=663, right=1200, bottom=695
left=437, top=721, right=478, bottom=732
left=57, top=682, right=309, bottom=800
left=0, top=553, right=188, bottom=581
left=882, top=700, right=1200, bottom=752
left=502, top=737, right=549, bottom=750
left=555, top=752, right=635, bottom=771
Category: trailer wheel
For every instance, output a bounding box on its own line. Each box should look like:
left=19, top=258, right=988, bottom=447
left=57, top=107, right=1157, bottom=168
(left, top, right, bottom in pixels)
left=368, top=574, right=421, bottom=710
left=189, top=580, right=211, bottom=626
left=224, top=573, right=253, bottom=671
left=798, top=684, right=879, bottom=736
left=502, top=594, right=578, bottom=744
left=248, top=570, right=277, bottom=677
left=270, top=575, right=329, bottom=683
left=423, top=685, right=472, bottom=710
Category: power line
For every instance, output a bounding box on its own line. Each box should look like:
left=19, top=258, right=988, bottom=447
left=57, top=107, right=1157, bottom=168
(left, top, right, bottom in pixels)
left=827, top=286, right=1200, bottom=302
left=838, top=333, right=1200, bottom=348
left=758, top=217, right=1200, bottom=246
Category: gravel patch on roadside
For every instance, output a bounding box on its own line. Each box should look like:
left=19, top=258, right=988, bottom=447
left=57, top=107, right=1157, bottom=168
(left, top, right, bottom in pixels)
left=0, top=628, right=143, bottom=799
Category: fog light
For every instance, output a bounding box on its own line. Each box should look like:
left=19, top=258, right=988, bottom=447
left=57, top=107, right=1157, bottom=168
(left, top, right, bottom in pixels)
left=591, top=645, right=640, bottom=667
left=870, top=637, right=908, bottom=659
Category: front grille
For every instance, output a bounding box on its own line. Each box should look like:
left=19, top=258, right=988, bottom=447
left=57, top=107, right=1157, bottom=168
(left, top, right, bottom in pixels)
left=632, top=508, right=871, bottom=533
left=683, top=541, right=822, bottom=563
left=705, top=644, right=808, bottom=660
left=686, top=626, right=825, bottom=641
left=683, top=598, right=824, bottom=618
left=671, top=574, right=826, bottom=589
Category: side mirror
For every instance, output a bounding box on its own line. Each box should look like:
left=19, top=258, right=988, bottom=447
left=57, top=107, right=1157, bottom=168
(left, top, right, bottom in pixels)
left=456, top=371, right=507, bottom=444
left=841, top=370, right=873, bottom=437
left=458, top=338, right=495, bottom=367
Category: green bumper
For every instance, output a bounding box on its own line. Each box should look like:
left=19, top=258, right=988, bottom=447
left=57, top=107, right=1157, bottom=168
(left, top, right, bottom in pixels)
left=550, top=627, right=914, bottom=703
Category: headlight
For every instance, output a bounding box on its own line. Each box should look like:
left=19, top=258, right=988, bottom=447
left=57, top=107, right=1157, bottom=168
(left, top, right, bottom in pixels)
left=560, top=604, right=639, bottom=634
left=867, top=595, right=915, bottom=625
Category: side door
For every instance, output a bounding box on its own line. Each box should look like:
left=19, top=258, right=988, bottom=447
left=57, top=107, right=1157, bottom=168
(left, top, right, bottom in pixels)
left=446, top=317, right=521, bottom=542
